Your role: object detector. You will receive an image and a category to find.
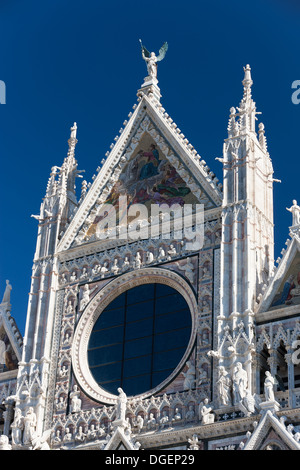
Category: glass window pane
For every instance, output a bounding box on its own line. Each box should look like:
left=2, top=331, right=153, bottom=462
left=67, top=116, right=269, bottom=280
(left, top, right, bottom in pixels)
left=126, top=300, right=154, bottom=323
left=123, top=355, right=152, bottom=378
left=152, top=348, right=186, bottom=372
left=155, top=283, right=177, bottom=297
left=125, top=318, right=153, bottom=341
left=122, top=375, right=151, bottom=396
left=124, top=337, right=152, bottom=359
left=127, top=284, right=155, bottom=304
left=154, top=328, right=191, bottom=352
left=93, top=307, right=125, bottom=330
left=88, top=325, right=124, bottom=349
left=104, top=293, right=126, bottom=311
left=99, top=380, right=121, bottom=395
left=88, top=343, right=123, bottom=367
left=152, top=370, right=174, bottom=389
left=155, top=293, right=188, bottom=315
left=154, top=309, right=191, bottom=334
left=90, top=362, right=122, bottom=383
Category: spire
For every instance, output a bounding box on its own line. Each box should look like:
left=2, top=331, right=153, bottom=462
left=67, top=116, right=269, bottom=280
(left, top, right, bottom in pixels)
left=67, top=122, right=78, bottom=159
left=236, top=64, right=260, bottom=134
left=242, top=64, right=253, bottom=103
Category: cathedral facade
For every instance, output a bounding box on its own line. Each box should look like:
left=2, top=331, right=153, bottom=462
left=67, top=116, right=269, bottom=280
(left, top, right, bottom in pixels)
left=1, top=52, right=300, bottom=451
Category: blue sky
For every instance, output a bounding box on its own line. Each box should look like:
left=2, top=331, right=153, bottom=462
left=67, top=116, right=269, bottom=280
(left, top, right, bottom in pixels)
left=1, top=0, right=300, bottom=334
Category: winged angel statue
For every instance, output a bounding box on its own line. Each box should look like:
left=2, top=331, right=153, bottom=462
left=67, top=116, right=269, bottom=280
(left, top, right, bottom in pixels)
left=139, top=40, right=168, bottom=79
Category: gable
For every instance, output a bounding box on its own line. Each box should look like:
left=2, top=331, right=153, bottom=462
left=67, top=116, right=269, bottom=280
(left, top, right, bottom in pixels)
left=84, top=129, right=205, bottom=242
left=243, top=410, right=300, bottom=450
left=270, top=253, right=300, bottom=309
left=0, top=323, right=19, bottom=373
left=57, top=94, right=222, bottom=253
left=0, top=305, right=22, bottom=376
left=258, top=235, right=300, bottom=313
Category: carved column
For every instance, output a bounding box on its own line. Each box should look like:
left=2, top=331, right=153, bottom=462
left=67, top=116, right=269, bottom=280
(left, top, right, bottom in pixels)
left=285, top=350, right=295, bottom=408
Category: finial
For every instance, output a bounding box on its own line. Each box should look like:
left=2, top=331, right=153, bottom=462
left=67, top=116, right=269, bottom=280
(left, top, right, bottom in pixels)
left=67, top=122, right=78, bottom=158
left=70, top=122, right=77, bottom=140
left=1, top=280, right=12, bottom=305
left=258, top=122, right=268, bottom=153
left=242, top=64, right=253, bottom=88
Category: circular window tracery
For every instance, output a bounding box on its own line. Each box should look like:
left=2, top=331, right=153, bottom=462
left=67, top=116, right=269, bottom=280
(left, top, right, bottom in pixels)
left=71, top=267, right=198, bottom=405
left=87, top=283, right=192, bottom=396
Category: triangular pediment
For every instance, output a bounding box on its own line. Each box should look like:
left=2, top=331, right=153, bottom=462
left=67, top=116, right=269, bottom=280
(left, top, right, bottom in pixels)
left=243, top=410, right=300, bottom=450
left=57, top=94, right=222, bottom=253
left=258, top=235, right=300, bottom=313
left=0, top=303, right=22, bottom=375
left=103, top=426, right=139, bottom=451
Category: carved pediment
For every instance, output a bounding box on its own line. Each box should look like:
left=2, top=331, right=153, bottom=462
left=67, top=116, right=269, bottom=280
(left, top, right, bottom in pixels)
left=57, top=94, right=222, bottom=253
left=258, top=236, right=300, bottom=313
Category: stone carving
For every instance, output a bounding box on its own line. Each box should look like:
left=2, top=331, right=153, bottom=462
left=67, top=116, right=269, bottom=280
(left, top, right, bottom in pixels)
left=11, top=408, right=24, bottom=447
left=176, top=258, right=194, bottom=283
left=199, top=398, right=214, bottom=425
left=287, top=200, right=300, bottom=226
left=167, top=244, right=177, bottom=260
left=147, top=412, right=157, bottom=430
left=232, top=362, right=248, bottom=405
left=185, top=406, right=195, bottom=422
left=188, top=434, right=200, bottom=450
left=134, top=415, right=144, bottom=433
left=217, top=366, right=232, bottom=406
left=111, top=259, right=120, bottom=276
left=70, top=385, right=82, bottom=413
left=1, top=280, right=12, bottom=304
left=159, top=410, right=170, bottom=430
left=264, top=371, right=276, bottom=402
left=23, top=407, right=37, bottom=446
left=79, top=284, right=98, bottom=312
left=181, top=360, right=196, bottom=390
left=116, top=387, right=127, bottom=423
left=0, top=435, right=12, bottom=450
left=139, top=40, right=168, bottom=80
left=172, top=408, right=182, bottom=422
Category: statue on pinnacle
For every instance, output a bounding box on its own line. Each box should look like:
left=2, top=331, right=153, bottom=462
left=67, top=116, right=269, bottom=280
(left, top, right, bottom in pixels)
left=139, top=40, right=168, bottom=80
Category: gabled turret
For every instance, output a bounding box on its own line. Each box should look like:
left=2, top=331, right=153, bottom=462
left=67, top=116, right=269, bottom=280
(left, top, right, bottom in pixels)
left=32, top=123, right=83, bottom=260
left=212, top=65, right=276, bottom=402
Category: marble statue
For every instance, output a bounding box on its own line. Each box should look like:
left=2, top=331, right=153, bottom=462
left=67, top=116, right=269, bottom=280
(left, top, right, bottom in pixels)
left=185, top=406, right=195, bottom=422
left=181, top=360, right=196, bottom=390
left=217, top=366, right=232, bottom=406
left=147, top=412, right=156, bottom=430
left=111, top=259, right=120, bottom=275
left=79, top=284, right=98, bottom=312
left=264, top=371, right=276, bottom=402
left=287, top=200, right=300, bottom=226
left=23, top=407, right=37, bottom=446
left=135, top=415, right=144, bottom=433
left=146, top=251, right=154, bottom=264
left=176, top=258, right=194, bottom=283
left=11, top=408, right=24, bottom=447
left=0, top=435, right=12, bottom=450
left=139, top=40, right=168, bottom=80
left=159, top=410, right=170, bottom=429
left=188, top=434, right=200, bottom=450
left=116, top=387, right=127, bottom=422
left=199, top=398, right=214, bottom=425
left=70, top=384, right=82, bottom=413
left=122, top=256, right=130, bottom=271
left=232, top=362, right=248, bottom=405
